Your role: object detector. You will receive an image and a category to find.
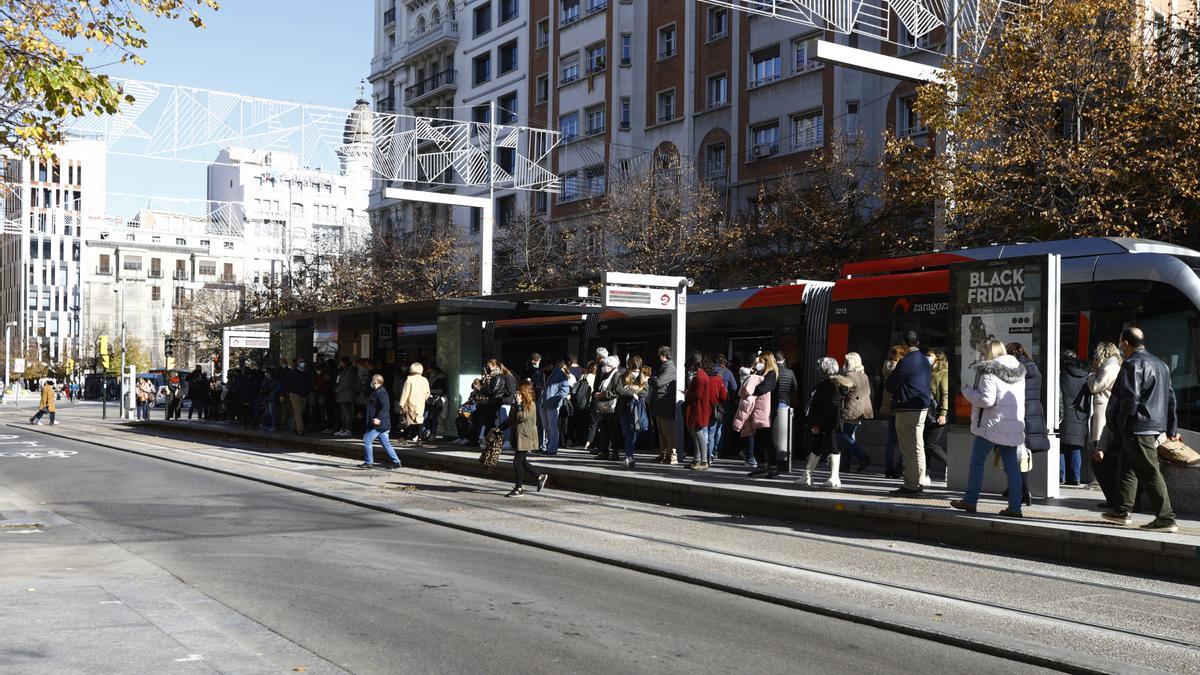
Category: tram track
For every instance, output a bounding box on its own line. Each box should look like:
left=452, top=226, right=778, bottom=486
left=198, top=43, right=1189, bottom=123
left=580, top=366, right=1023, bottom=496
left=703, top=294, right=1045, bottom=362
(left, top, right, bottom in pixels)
left=16, top=422, right=1200, bottom=672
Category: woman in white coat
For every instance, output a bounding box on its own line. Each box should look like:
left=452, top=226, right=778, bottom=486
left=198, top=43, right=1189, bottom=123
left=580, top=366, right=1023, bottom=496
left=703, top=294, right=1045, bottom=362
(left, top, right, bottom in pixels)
left=950, top=339, right=1027, bottom=517
left=1087, top=341, right=1123, bottom=507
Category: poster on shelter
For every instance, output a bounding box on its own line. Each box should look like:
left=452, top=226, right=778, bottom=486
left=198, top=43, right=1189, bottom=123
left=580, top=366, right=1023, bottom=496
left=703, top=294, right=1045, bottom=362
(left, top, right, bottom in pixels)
left=950, top=256, right=1051, bottom=418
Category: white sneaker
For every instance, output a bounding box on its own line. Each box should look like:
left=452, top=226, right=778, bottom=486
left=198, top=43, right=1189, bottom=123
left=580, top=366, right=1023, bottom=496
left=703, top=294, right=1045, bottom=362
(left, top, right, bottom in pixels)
left=821, top=478, right=841, bottom=488
left=919, top=474, right=932, bottom=487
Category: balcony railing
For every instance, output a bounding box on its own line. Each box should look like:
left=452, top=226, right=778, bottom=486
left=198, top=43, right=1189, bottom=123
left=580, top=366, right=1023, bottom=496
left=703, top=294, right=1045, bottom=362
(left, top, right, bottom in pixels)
left=95, top=267, right=111, bottom=276
left=789, top=120, right=825, bottom=151
left=400, top=19, right=459, bottom=62
left=705, top=162, right=728, bottom=179
left=173, top=271, right=189, bottom=281
left=383, top=7, right=396, bottom=25
left=217, top=274, right=238, bottom=284
left=148, top=270, right=163, bottom=279
left=405, top=69, right=457, bottom=103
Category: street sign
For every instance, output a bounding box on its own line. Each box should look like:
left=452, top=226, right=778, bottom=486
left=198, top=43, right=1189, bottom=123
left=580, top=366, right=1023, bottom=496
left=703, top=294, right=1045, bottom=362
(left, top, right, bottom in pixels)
left=12, top=358, right=24, bottom=374
left=229, top=335, right=270, bottom=349
left=604, top=284, right=677, bottom=310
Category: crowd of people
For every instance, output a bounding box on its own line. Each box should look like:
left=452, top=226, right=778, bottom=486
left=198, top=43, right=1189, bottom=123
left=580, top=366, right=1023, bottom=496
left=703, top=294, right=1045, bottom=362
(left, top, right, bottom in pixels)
left=130, top=324, right=1181, bottom=531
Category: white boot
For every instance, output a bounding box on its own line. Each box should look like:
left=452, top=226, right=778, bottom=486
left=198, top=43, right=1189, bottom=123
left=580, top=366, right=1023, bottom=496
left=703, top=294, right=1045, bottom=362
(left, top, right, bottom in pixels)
left=822, top=454, right=842, bottom=488
left=796, top=453, right=820, bottom=486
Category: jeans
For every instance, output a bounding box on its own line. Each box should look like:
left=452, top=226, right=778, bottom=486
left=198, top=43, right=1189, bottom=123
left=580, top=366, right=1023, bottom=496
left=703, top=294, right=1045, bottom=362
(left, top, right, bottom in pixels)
left=264, top=399, right=279, bottom=431
left=963, top=435, right=1024, bottom=512
left=497, top=404, right=513, bottom=449
left=423, top=407, right=441, bottom=440
left=31, top=408, right=55, bottom=424
left=338, top=402, right=354, bottom=432
left=137, top=402, right=151, bottom=421
left=619, top=414, right=637, bottom=459
left=838, top=422, right=870, bottom=465
left=690, top=427, right=709, bottom=464
left=1060, top=444, right=1083, bottom=483
left=707, top=418, right=726, bottom=461
left=541, top=399, right=562, bottom=454
left=363, top=428, right=399, bottom=465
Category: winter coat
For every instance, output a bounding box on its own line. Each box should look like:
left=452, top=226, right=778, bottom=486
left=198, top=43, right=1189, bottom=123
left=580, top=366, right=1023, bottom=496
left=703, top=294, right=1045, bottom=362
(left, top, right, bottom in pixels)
left=714, top=364, right=738, bottom=397
left=774, top=365, right=798, bottom=408
left=1116, top=348, right=1178, bottom=437
left=930, top=367, right=949, bottom=420
left=1016, top=355, right=1051, bottom=451
left=335, top=366, right=359, bottom=404
left=807, top=375, right=850, bottom=434
left=683, top=369, right=725, bottom=430
left=489, top=371, right=517, bottom=407
left=886, top=348, right=933, bottom=411
left=398, top=374, right=430, bottom=426
left=592, top=368, right=623, bottom=416
left=542, top=367, right=571, bottom=407
left=1087, top=357, right=1120, bottom=443
left=137, top=380, right=156, bottom=403
left=366, top=386, right=391, bottom=432
left=840, top=371, right=874, bottom=421
left=649, top=359, right=677, bottom=418
left=961, top=355, right=1027, bottom=448
left=286, top=367, right=314, bottom=397
left=616, top=369, right=649, bottom=413
left=39, top=383, right=56, bottom=412
left=734, top=373, right=772, bottom=436
left=1059, top=359, right=1092, bottom=449
left=502, top=403, right=540, bottom=452
left=879, top=360, right=897, bottom=416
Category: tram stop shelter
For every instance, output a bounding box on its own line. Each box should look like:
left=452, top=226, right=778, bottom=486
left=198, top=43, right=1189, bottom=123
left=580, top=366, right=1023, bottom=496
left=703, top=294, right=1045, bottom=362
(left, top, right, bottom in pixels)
left=220, top=288, right=599, bottom=419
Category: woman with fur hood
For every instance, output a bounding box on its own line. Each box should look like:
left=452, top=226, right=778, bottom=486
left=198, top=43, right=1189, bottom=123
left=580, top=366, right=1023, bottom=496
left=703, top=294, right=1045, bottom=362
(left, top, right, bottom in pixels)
left=800, top=357, right=853, bottom=488
left=951, top=339, right=1027, bottom=517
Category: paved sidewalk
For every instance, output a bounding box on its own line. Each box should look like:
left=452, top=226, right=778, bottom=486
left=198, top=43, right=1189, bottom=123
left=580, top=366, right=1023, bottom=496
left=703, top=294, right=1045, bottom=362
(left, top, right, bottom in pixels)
left=14, top=410, right=1200, bottom=581
left=0, top=484, right=343, bottom=674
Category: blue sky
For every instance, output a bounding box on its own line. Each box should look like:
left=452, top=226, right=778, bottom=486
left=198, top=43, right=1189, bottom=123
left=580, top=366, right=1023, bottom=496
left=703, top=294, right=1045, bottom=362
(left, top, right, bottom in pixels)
left=96, top=1, right=374, bottom=204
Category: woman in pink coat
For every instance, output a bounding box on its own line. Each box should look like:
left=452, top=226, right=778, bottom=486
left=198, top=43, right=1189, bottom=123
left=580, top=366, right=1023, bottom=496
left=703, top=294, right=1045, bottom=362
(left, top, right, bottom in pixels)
left=732, top=368, right=772, bottom=462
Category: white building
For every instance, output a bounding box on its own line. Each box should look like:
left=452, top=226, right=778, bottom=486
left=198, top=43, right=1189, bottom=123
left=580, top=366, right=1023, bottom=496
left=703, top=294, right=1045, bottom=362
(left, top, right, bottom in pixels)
left=206, top=105, right=373, bottom=286
left=0, top=139, right=106, bottom=370
left=81, top=209, right=247, bottom=366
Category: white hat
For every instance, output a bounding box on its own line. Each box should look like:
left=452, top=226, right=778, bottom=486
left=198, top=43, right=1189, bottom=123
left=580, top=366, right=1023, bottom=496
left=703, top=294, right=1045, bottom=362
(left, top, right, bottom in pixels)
left=603, top=355, right=620, bottom=368
left=596, top=347, right=609, bottom=359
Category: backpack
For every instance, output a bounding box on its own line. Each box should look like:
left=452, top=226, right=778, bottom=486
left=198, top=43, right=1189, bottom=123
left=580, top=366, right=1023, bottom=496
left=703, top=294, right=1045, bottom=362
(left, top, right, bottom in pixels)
left=570, top=375, right=592, bottom=412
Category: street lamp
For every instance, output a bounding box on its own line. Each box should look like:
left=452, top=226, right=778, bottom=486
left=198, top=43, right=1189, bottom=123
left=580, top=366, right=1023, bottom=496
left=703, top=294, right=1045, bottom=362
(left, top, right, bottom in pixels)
left=114, top=287, right=126, bottom=418
left=4, top=320, right=16, bottom=406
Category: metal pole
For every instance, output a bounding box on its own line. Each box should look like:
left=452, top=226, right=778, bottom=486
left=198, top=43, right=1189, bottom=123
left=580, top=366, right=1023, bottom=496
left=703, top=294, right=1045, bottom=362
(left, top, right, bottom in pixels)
left=672, top=281, right=687, bottom=455
left=4, top=324, right=9, bottom=405
left=482, top=100, right=496, bottom=296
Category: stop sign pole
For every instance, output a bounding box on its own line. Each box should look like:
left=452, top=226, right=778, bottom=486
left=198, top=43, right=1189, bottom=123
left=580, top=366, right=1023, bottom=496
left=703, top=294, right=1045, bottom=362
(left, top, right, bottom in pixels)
left=602, top=271, right=690, bottom=454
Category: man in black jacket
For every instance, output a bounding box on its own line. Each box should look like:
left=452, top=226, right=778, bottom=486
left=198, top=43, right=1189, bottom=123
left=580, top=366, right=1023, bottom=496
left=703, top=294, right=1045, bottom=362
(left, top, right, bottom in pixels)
left=1103, top=327, right=1178, bottom=533
left=773, top=352, right=798, bottom=469
left=885, top=331, right=932, bottom=495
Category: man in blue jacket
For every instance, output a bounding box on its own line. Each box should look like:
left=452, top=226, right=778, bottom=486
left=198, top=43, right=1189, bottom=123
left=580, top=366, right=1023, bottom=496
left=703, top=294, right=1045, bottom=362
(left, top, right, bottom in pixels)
left=356, top=374, right=401, bottom=470
left=886, top=331, right=932, bottom=495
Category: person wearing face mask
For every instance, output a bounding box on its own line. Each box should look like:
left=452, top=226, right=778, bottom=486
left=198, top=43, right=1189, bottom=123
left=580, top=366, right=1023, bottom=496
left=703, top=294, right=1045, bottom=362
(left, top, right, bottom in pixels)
left=285, top=358, right=314, bottom=436
left=746, top=353, right=782, bottom=478
left=923, top=348, right=951, bottom=484
left=355, top=374, right=402, bottom=470
left=485, top=359, right=518, bottom=450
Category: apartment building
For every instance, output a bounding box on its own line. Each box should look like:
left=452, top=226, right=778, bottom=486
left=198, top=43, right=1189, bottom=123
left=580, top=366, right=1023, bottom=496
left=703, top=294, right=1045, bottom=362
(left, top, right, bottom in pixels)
left=0, top=139, right=106, bottom=368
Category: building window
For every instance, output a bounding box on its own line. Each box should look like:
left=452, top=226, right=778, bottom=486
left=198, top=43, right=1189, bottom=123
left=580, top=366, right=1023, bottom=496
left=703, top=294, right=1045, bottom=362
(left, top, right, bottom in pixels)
left=790, top=109, right=824, bottom=151
left=749, top=121, right=781, bottom=159
left=499, top=40, right=519, bottom=74
left=470, top=207, right=481, bottom=234
left=706, top=73, right=728, bottom=108
left=176, top=237, right=187, bottom=246
left=150, top=258, right=162, bottom=277
left=588, top=0, right=606, bottom=11
left=793, top=36, right=820, bottom=73
left=472, top=104, right=491, bottom=125
left=656, top=89, right=675, bottom=123
left=845, top=100, right=859, bottom=137
left=198, top=260, right=216, bottom=276
left=200, top=239, right=210, bottom=246
left=708, top=7, right=728, bottom=40
left=473, top=53, right=492, bottom=85
left=584, top=165, right=606, bottom=195
left=537, top=18, right=550, bottom=48
left=500, top=0, right=518, bottom=23
left=619, top=97, right=631, bottom=129
left=561, top=0, right=580, bottom=25
left=750, top=47, right=782, bottom=87
left=705, top=143, right=728, bottom=178
left=498, top=92, right=518, bottom=124
left=498, top=147, right=515, bottom=174
left=586, top=42, right=606, bottom=73
left=657, top=24, right=676, bottom=59
left=561, top=171, right=580, bottom=201
left=473, top=2, right=492, bottom=35
left=560, top=54, right=580, bottom=83
left=151, top=286, right=161, bottom=302
left=123, top=255, right=142, bottom=271
left=534, top=191, right=548, bottom=214
left=535, top=74, right=549, bottom=103
left=559, top=111, right=579, bottom=141
left=897, top=95, right=926, bottom=136
left=586, top=105, right=606, bottom=135
left=223, top=241, right=235, bottom=250
left=497, top=195, right=516, bottom=228
left=98, top=254, right=110, bottom=274
left=620, top=33, right=632, bottom=65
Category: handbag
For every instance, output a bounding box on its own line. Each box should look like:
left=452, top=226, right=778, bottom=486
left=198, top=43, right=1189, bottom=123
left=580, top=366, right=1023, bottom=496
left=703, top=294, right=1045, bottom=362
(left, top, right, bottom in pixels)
left=595, top=397, right=617, bottom=415
left=479, top=428, right=504, bottom=473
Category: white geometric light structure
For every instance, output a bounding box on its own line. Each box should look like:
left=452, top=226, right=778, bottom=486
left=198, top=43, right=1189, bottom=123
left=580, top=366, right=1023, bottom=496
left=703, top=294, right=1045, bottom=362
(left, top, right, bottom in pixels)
left=65, top=78, right=561, bottom=193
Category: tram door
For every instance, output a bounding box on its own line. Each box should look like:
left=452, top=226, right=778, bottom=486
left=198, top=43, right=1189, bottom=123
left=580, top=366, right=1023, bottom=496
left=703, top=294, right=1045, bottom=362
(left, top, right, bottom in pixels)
left=613, top=341, right=648, bottom=366
left=727, top=333, right=775, bottom=369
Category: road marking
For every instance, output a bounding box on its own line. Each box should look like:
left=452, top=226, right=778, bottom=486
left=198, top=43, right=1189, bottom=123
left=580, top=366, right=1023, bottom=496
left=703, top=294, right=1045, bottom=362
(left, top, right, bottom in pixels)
left=174, top=654, right=204, bottom=662
left=0, top=441, right=43, bottom=446
left=0, top=449, right=77, bottom=458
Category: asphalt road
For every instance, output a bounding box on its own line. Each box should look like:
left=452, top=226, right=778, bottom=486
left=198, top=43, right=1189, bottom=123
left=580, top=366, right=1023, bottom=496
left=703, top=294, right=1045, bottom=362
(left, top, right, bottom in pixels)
left=0, top=426, right=1046, bottom=674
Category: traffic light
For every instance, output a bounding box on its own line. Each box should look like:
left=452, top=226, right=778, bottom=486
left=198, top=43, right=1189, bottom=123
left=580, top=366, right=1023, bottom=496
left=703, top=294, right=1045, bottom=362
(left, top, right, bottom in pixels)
left=164, top=336, right=174, bottom=358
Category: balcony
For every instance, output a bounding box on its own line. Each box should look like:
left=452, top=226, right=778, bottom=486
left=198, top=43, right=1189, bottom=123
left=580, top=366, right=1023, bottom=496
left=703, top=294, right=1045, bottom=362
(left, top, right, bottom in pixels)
left=217, top=274, right=238, bottom=284
left=148, top=270, right=163, bottom=279
left=383, top=7, right=395, bottom=26
left=405, top=69, right=457, bottom=105
left=172, top=271, right=189, bottom=281
left=399, top=19, right=459, bottom=64
left=95, top=267, right=112, bottom=276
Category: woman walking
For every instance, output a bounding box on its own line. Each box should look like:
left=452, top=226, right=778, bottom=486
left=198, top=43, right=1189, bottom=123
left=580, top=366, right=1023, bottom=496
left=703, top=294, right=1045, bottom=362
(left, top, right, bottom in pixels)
left=1059, top=350, right=1092, bottom=485
left=1007, top=343, right=1049, bottom=506
left=950, top=339, right=1026, bottom=517
left=615, top=355, right=650, bottom=468
left=1088, top=342, right=1123, bottom=507
left=502, top=382, right=549, bottom=497
left=801, top=357, right=850, bottom=487
left=923, top=348, right=951, bottom=483
left=837, top=352, right=873, bottom=473
left=398, top=362, right=430, bottom=445
left=29, top=380, right=57, bottom=425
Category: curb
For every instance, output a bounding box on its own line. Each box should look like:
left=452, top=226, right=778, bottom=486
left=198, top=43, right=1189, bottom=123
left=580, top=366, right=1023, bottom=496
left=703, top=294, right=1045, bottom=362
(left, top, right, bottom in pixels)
left=11, top=422, right=1149, bottom=675
left=131, top=420, right=1200, bottom=583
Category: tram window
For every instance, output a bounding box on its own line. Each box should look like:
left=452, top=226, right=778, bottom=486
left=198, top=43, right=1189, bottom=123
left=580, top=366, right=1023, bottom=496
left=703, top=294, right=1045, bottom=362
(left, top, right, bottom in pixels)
left=1088, top=280, right=1200, bottom=431
left=613, top=342, right=647, bottom=366
left=728, top=334, right=773, bottom=369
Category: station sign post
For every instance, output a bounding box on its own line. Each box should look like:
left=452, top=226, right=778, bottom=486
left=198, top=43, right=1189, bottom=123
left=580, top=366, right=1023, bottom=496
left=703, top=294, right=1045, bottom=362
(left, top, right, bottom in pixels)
left=221, top=328, right=272, bottom=384
left=948, top=254, right=1061, bottom=499
left=602, top=272, right=689, bottom=454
